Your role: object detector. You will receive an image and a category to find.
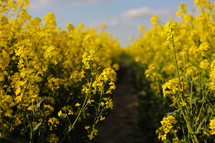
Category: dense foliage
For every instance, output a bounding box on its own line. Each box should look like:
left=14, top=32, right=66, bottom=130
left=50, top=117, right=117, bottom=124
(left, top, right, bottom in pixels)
left=0, top=0, right=122, bottom=142
left=126, top=0, right=215, bottom=142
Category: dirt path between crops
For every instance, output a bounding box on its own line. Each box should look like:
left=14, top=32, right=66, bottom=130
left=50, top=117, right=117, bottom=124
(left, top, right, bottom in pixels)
left=94, top=58, right=151, bottom=143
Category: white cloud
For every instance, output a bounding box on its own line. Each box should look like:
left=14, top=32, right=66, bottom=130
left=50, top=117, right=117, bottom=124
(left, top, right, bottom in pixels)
left=121, top=7, right=170, bottom=19
left=90, top=18, right=119, bottom=28
left=71, top=0, right=105, bottom=5
left=30, top=0, right=106, bottom=9
left=29, top=0, right=51, bottom=9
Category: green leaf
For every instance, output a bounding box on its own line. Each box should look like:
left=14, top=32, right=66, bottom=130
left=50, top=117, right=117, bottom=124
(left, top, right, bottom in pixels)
left=207, top=107, right=212, bottom=114
left=192, top=97, right=199, bottom=104
left=35, top=96, right=46, bottom=111
left=196, top=117, right=207, bottom=134
left=166, top=110, right=180, bottom=115
left=197, top=100, right=203, bottom=103
left=33, top=122, right=42, bottom=131
left=199, top=127, right=210, bottom=134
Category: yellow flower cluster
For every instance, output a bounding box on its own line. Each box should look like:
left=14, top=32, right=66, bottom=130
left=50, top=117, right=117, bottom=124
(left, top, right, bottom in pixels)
left=45, top=133, right=59, bottom=143
left=48, top=117, right=59, bottom=131
left=165, top=22, right=179, bottom=42
left=0, top=0, right=122, bottom=142
left=88, top=128, right=98, bottom=140
left=156, top=115, right=177, bottom=141
left=209, top=118, right=215, bottom=135
left=162, top=78, right=188, bottom=98
left=92, top=68, right=117, bottom=94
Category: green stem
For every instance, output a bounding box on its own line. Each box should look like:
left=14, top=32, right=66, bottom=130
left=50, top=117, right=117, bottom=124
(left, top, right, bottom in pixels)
left=194, top=92, right=208, bottom=128
left=60, top=72, right=93, bottom=143
left=171, top=35, right=182, bottom=88
left=190, top=76, right=193, bottom=116
left=176, top=100, right=199, bottom=143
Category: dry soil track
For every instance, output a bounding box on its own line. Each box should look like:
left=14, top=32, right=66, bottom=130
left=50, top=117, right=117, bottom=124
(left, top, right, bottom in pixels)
left=94, top=59, right=151, bottom=143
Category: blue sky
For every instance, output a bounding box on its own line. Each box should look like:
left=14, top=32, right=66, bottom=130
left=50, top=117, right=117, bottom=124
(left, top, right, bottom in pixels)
left=28, top=0, right=197, bottom=47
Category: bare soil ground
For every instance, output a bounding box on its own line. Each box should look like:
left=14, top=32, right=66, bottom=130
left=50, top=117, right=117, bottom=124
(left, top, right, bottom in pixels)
left=94, top=59, right=152, bottom=143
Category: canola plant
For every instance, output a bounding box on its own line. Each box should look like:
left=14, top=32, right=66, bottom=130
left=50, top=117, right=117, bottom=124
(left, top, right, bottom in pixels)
left=0, top=0, right=122, bottom=142
left=126, top=0, right=215, bottom=142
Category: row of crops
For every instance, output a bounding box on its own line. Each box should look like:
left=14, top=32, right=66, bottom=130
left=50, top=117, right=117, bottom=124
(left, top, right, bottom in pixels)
left=125, top=0, right=215, bottom=142
left=0, top=0, right=122, bottom=142
left=1, top=0, right=215, bottom=143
